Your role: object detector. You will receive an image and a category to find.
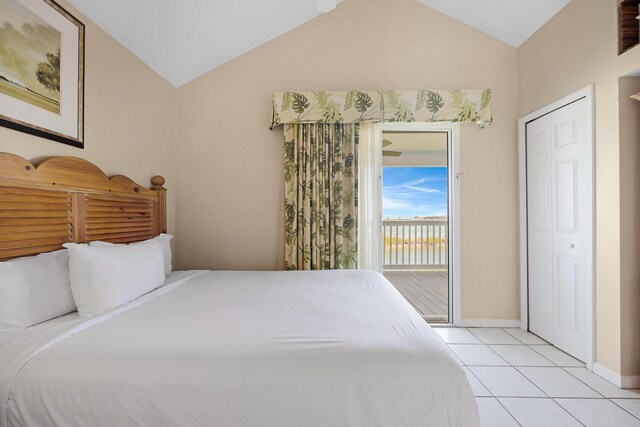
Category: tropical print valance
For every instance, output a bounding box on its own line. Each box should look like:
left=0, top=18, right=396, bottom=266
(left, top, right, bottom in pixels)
left=271, top=89, right=492, bottom=128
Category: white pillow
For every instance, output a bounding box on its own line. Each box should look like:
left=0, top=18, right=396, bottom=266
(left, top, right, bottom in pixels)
left=64, top=240, right=165, bottom=317
left=0, top=250, right=76, bottom=332
left=90, top=234, right=173, bottom=275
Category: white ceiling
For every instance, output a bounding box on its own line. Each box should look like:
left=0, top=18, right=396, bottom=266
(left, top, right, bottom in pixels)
left=67, top=0, right=344, bottom=87
left=417, top=0, right=571, bottom=48
left=67, top=0, right=570, bottom=87
left=382, top=132, right=448, bottom=167
left=383, top=131, right=448, bottom=153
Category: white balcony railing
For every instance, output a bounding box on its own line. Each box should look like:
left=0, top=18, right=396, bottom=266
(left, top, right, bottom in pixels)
left=383, top=219, right=448, bottom=270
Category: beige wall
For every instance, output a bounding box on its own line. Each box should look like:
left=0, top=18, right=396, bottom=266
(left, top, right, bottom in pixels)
left=0, top=0, right=177, bottom=235
left=175, top=0, right=520, bottom=321
left=518, top=0, right=640, bottom=375
left=619, top=77, right=640, bottom=376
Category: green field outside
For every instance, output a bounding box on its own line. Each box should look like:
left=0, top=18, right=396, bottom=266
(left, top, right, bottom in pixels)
left=0, top=79, right=60, bottom=114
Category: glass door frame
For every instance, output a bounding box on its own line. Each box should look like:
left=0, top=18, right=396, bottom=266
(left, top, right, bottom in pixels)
left=377, top=122, right=460, bottom=325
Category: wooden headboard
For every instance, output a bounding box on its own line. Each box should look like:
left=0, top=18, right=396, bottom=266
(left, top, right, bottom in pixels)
left=0, top=153, right=166, bottom=261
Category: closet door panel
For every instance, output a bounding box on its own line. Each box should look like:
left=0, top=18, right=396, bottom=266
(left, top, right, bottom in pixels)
left=526, top=114, right=554, bottom=343
left=551, top=99, right=589, bottom=362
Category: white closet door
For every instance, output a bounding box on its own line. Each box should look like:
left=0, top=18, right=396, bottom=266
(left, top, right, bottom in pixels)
left=550, top=99, right=589, bottom=361
left=526, top=98, right=590, bottom=362
left=526, top=114, right=554, bottom=343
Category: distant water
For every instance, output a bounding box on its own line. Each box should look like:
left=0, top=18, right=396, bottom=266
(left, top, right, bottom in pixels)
left=383, top=222, right=448, bottom=267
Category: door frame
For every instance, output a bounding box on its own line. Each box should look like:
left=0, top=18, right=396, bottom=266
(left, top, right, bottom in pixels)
left=378, top=122, right=461, bottom=325
left=517, top=85, right=595, bottom=369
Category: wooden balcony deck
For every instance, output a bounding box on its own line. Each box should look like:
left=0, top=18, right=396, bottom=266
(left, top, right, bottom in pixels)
left=383, top=270, right=449, bottom=322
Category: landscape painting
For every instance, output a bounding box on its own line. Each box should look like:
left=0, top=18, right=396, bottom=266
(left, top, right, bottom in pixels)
left=0, top=0, right=84, bottom=148
left=0, top=0, right=61, bottom=114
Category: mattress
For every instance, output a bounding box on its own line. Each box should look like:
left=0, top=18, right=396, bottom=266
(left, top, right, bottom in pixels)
left=1, top=270, right=479, bottom=427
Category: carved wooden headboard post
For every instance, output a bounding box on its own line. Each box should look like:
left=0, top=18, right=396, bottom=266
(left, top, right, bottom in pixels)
left=151, top=175, right=167, bottom=235
left=0, top=153, right=167, bottom=261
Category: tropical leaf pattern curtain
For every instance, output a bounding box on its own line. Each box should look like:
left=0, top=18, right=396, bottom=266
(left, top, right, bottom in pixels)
left=284, top=123, right=358, bottom=270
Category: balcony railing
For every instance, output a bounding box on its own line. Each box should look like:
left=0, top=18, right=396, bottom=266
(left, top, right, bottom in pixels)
left=383, top=219, right=448, bottom=270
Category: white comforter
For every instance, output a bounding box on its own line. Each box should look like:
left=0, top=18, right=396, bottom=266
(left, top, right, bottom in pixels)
left=1, top=270, right=479, bottom=427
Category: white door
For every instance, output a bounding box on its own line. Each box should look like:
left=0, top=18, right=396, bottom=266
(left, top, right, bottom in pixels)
left=526, top=114, right=554, bottom=343
left=526, top=99, right=590, bottom=362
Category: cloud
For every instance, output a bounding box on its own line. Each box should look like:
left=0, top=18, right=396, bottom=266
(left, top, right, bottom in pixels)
left=417, top=204, right=448, bottom=215
left=404, top=185, right=442, bottom=194
left=403, top=176, right=446, bottom=186
left=382, top=196, right=413, bottom=211
left=384, top=176, right=446, bottom=195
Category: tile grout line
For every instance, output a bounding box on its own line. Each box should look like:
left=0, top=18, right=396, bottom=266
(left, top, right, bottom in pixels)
left=608, top=399, right=640, bottom=422
left=501, top=327, right=551, bottom=346
left=557, top=401, right=589, bottom=427
left=558, top=366, right=640, bottom=421
left=552, top=398, right=625, bottom=427
left=500, top=328, right=533, bottom=346
left=443, top=343, right=555, bottom=346
left=525, top=343, right=586, bottom=368
left=467, top=365, right=550, bottom=399
left=483, top=342, right=513, bottom=367
left=464, top=365, right=493, bottom=397
left=498, top=397, right=588, bottom=427
left=467, top=328, right=522, bottom=346
left=558, top=366, right=605, bottom=398
left=488, top=343, right=553, bottom=368
left=494, top=397, right=525, bottom=427
left=513, top=365, right=607, bottom=401
left=504, top=397, right=586, bottom=426
left=449, top=343, right=510, bottom=367
left=551, top=396, right=639, bottom=400
left=524, top=344, right=566, bottom=366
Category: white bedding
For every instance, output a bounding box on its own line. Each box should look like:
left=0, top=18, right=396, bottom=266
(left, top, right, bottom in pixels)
left=1, top=270, right=479, bottom=427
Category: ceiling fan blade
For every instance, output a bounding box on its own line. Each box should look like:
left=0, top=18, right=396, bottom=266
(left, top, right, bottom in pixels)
left=317, top=0, right=337, bottom=12
left=382, top=139, right=393, bottom=147
left=383, top=150, right=402, bottom=157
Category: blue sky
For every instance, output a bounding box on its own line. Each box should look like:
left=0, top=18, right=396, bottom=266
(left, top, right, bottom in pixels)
left=383, top=167, right=448, bottom=218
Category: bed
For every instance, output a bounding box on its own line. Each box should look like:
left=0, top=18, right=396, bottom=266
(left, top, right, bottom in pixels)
left=0, top=153, right=479, bottom=427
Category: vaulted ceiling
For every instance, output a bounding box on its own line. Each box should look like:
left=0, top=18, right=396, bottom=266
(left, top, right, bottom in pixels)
left=417, top=0, right=571, bottom=48
left=66, top=0, right=571, bottom=87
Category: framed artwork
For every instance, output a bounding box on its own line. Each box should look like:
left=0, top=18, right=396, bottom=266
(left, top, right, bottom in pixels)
left=0, top=0, right=84, bottom=148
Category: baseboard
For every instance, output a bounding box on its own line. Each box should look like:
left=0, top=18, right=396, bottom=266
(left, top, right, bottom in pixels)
left=593, top=362, right=640, bottom=389
left=621, top=375, right=640, bottom=389
left=455, top=319, right=521, bottom=328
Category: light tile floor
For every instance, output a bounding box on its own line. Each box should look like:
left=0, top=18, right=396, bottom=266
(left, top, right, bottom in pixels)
left=433, top=327, right=640, bottom=427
